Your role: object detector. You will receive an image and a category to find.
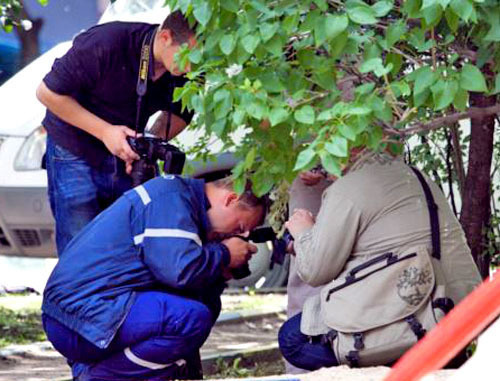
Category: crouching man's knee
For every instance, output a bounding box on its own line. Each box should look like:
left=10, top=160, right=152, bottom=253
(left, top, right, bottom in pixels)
left=173, top=300, right=213, bottom=351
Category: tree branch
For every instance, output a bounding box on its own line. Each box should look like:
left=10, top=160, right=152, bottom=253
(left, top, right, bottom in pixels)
left=391, top=103, right=500, bottom=136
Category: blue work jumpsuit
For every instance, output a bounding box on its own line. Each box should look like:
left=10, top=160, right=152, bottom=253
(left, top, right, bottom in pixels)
left=42, top=176, right=229, bottom=380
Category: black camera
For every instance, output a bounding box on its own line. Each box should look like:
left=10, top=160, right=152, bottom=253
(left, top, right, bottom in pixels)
left=127, top=136, right=186, bottom=186
left=230, top=227, right=294, bottom=280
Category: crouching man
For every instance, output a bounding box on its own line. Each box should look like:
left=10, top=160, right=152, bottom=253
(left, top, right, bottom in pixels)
left=42, top=175, right=267, bottom=380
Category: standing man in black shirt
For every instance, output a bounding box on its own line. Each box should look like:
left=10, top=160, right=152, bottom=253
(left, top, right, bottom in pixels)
left=36, top=11, right=196, bottom=255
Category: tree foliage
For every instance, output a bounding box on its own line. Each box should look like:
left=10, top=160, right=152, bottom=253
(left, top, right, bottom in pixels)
left=167, top=0, right=499, bottom=198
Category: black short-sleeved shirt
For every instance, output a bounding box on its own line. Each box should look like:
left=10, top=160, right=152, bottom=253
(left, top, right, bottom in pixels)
left=42, top=21, right=193, bottom=167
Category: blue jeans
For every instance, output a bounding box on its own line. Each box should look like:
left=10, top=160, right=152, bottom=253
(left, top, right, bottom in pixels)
left=278, top=313, right=338, bottom=371
left=42, top=291, right=211, bottom=380
left=45, top=136, right=132, bottom=255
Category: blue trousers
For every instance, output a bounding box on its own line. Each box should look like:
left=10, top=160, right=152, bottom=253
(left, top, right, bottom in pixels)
left=278, top=313, right=338, bottom=371
left=45, top=136, right=132, bottom=255
left=42, top=291, right=212, bottom=380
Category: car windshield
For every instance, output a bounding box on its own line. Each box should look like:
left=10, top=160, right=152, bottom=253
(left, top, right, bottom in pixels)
left=99, top=0, right=168, bottom=24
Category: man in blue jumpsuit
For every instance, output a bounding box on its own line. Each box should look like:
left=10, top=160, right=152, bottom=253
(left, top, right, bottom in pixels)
left=42, top=175, right=267, bottom=380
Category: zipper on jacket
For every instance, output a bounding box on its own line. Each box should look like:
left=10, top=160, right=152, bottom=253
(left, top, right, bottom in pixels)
left=326, top=252, right=417, bottom=301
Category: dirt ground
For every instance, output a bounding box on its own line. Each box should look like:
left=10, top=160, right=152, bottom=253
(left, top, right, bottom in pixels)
left=0, top=313, right=286, bottom=381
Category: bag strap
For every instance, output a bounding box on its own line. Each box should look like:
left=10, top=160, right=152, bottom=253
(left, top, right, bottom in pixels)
left=410, top=167, right=441, bottom=260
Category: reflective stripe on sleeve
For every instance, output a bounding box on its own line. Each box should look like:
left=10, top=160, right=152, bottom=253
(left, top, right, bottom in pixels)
left=124, top=347, right=186, bottom=370
left=133, top=228, right=202, bottom=246
left=135, top=185, right=151, bottom=205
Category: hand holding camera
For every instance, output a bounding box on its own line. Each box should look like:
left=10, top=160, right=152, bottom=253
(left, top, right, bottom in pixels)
left=285, top=208, right=315, bottom=238
left=222, top=236, right=257, bottom=269
left=101, top=125, right=140, bottom=172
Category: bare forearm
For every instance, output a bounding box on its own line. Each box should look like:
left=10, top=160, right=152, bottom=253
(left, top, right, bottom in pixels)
left=149, top=111, right=187, bottom=139
left=36, top=81, right=111, bottom=140
left=36, top=81, right=139, bottom=167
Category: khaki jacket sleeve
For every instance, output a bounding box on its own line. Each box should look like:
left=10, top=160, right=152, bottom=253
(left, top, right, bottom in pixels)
left=294, top=189, right=361, bottom=287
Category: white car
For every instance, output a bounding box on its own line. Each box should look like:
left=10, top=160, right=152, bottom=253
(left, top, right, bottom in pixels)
left=0, top=0, right=289, bottom=288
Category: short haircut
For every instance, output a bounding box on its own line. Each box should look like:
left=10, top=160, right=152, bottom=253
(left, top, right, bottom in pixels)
left=213, top=176, right=269, bottom=224
left=160, top=10, right=195, bottom=45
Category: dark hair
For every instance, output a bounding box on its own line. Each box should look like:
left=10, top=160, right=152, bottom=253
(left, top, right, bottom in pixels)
left=160, top=10, right=195, bottom=45
left=213, top=177, right=270, bottom=224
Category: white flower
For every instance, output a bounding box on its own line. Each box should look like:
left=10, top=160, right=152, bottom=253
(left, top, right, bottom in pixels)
left=20, top=19, right=33, bottom=31
left=0, top=16, right=6, bottom=27
left=225, top=64, right=242, bottom=78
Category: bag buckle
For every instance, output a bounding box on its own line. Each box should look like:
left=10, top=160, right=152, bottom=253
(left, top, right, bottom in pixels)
left=346, top=350, right=360, bottom=367
left=353, top=332, right=365, bottom=350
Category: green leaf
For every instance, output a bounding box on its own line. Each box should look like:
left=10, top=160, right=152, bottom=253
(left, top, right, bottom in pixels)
left=325, top=136, right=349, bottom=157
left=422, top=4, right=443, bottom=26
left=421, top=0, right=438, bottom=9
left=294, top=106, right=315, bottom=124
left=193, top=1, right=212, bottom=27
left=294, top=148, right=316, bottom=171
left=241, top=34, right=260, bottom=54
left=414, top=88, right=430, bottom=107
left=385, top=21, right=407, bottom=48
left=484, top=12, right=500, bottom=42
left=347, top=6, right=378, bottom=24
left=252, top=174, right=274, bottom=197
left=338, top=123, right=358, bottom=141
left=360, top=58, right=392, bottom=77
left=414, top=66, right=438, bottom=95
left=341, top=105, right=372, bottom=116
left=327, top=14, right=349, bottom=39
left=372, top=1, right=393, bottom=17
left=269, top=107, right=289, bottom=126
left=319, top=151, right=342, bottom=177
left=259, top=22, right=279, bottom=42
left=445, top=7, right=460, bottom=31
left=355, top=83, right=376, bottom=95
left=453, top=88, right=468, bottom=110
left=220, top=34, right=236, bottom=55
left=386, top=52, right=403, bottom=75
left=493, top=74, right=500, bottom=95
left=313, top=0, right=328, bottom=11
left=367, top=125, right=384, bottom=150
left=232, top=108, right=246, bottom=125
left=244, top=147, right=256, bottom=169
left=459, top=64, right=488, bottom=92
left=221, top=0, right=239, bottom=13
left=246, top=100, right=266, bottom=120
left=450, top=0, right=474, bottom=22
left=211, top=118, right=226, bottom=137
left=205, top=29, right=224, bottom=51
left=233, top=176, right=245, bottom=195
left=188, top=49, right=202, bottom=64
left=431, top=80, right=458, bottom=110
left=264, top=37, right=283, bottom=57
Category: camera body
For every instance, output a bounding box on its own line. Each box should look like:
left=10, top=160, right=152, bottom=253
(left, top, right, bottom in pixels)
left=127, top=136, right=186, bottom=186
left=230, top=228, right=294, bottom=280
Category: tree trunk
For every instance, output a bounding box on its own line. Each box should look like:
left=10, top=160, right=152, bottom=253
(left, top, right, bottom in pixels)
left=459, top=93, right=496, bottom=278
left=13, top=1, right=43, bottom=68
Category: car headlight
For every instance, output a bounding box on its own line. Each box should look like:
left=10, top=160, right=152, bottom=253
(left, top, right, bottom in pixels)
left=14, top=126, right=47, bottom=171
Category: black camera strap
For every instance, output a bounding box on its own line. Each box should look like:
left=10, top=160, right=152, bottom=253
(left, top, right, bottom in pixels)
left=136, top=29, right=173, bottom=140
left=410, top=166, right=441, bottom=260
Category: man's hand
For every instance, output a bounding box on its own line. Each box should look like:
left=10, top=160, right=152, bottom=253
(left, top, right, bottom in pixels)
left=101, top=125, right=140, bottom=173
left=222, top=237, right=257, bottom=269
left=299, top=170, right=324, bottom=186
left=285, top=208, right=315, bottom=239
